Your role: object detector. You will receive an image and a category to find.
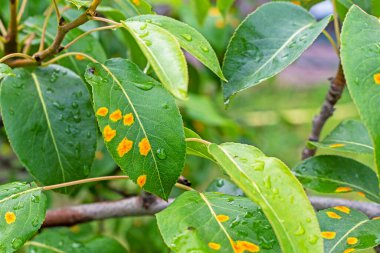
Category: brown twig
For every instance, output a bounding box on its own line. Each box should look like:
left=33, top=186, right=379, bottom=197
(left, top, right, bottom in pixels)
left=301, top=63, right=346, bottom=159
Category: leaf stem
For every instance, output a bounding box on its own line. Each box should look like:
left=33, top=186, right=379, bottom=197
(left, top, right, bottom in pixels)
left=42, top=176, right=130, bottom=191
left=0, top=52, right=35, bottom=63
left=52, top=0, right=61, bottom=22
left=322, top=30, right=338, bottom=56
left=41, top=52, right=98, bottom=66
left=185, top=138, right=211, bottom=146
left=332, top=0, right=341, bottom=48
left=90, top=16, right=120, bottom=25
left=17, top=0, right=28, bottom=22
left=0, top=19, right=7, bottom=36
left=39, top=5, right=54, bottom=51
left=175, top=183, right=195, bottom=191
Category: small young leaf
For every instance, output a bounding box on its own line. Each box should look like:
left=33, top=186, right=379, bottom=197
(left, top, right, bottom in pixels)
left=157, top=191, right=280, bottom=252
left=184, top=127, right=215, bottom=161
left=294, top=155, right=380, bottom=203
left=341, top=6, right=380, bottom=186
left=222, top=2, right=330, bottom=102
left=0, top=182, right=46, bottom=253
left=128, top=15, right=226, bottom=80
left=0, top=63, right=15, bottom=80
left=85, top=59, right=186, bottom=200
left=66, top=0, right=90, bottom=9
left=208, top=143, right=323, bottom=253
left=310, top=120, right=373, bottom=155
left=0, top=66, right=97, bottom=191
left=318, top=207, right=380, bottom=253
left=121, top=20, right=188, bottom=99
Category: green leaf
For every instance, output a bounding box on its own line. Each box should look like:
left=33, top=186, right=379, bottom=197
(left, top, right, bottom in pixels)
left=0, top=66, right=97, bottom=190
left=89, top=138, right=116, bottom=178
left=318, top=207, right=380, bottom=252
left=273, top=0, right=324, bottom=10
left=206, top=178, right=244, bottom=196
left=0, top=63, right=15, bottom=80
left=222, top=2, right=330, bottom=102
left=85, top=58, right=186, bottom=200
left=190, top=0, right=211, bottom=25
left=0, top=182, right=47, bottom=253
left=208, top=142, right=323, bottom=253
left=293, top=155, right=380, bottom=203
left=157, top=191, right=280, bottom=252
left=121, top=20, right=188, bottom=99
left=128, top=15, right=226, bottom=80
left=336, top=0, right=372, bottom=20
left=341, top=6, right=380, bottom=186
left=66, top=0, right=89, bottom=9
left=86, top=236, right=127, bottom=253
left=310, top=120, right=373, bottom=155
left=184, top=127, right=215, bottom=161
left=113, top=0, right=153, bottom=17
left=217, top=0, right=235, bottom=17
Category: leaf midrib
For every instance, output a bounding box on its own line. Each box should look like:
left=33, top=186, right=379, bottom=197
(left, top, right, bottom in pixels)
left=0, top=187, right=40, bottom=205
left=25, top=241, right=65, bottom=253
left=32, top=73, right=66, bottom=183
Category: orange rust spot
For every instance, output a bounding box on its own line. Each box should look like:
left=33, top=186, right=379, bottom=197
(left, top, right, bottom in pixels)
left=292, top=0, right=301, bottom=5
left=193, top=120, right=205, bottom=133
left=347, top=237, right=358, bottom=245
left=110, top=109, right=122, bottom=122
left=208, top=242, right=221, bottom=250
left=326, top=211, right=342, bottom=219
left=75, top=54, right=85, bottom=60
left=334, top=206, right=350, bottom=214
left=103, top=125, right=116, bottom=142
left=216, top=214, right=229, bottom=222
left=321, top=231, right=336, bottom=240
left=117, top=137, right=133, bottom=157
left=132, top=0, right=140, bottom=6
left=123, top=113, right=134, bottom=126
left=329, top=143, right=345, bottom=148
left=343, top=249, right=355, bottom=253
left=96, top=107, right=108, bottom=117
left=5, top=211, right=16, bottom=224
left=137, top=175, right=147, bottom=188
left=138, top=138, right=151, bottom=156
left=335, top=187, right=353, bottom=193
left=215, top=19, right=225, bottom=29
left=209, top=7, right=220, bottom=16
left=374, top=73, right=380, bottom=84
left=357, top=192, right=366, bottom=198
left=233, top=241, right=260, bottom=253
left=95, top=151, right=104, bottom=160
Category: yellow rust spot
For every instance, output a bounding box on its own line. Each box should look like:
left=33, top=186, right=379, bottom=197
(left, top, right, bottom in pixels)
left=75, top=54, right=85, bottom=60
left=374, top=73, right=380, bottom=84
left=321, top=231, right=336, bottom=240
left=334, top=206, right=350, bottom=214
left=326, top=211, right=342, bottom=219
left=329, top=143, right=345, bottom=148
left=123, top=113, right=134, bottom=126
left=5, top=211, right=16, bottom=224
left=132, top=0, right=140, bottom=6
left=95, top=151, right=104, bottom=160
left=139, top=138, right=151, bottom=156
left=96, top=107, right=108, bottom=117
left=233, top=241, right=260, bottom=253
left=110, top=109, right=123, bottom=122
left=137, top=175, right=147, bottom=188
left=209, top=7, right=221, bottom=16
left=292, top=0, right=301, bottom=5
left=357, top=192, right=366, bottom=198
left=216, top=214, right=229, bottom=222
left=208, top=242, right=221, bottom=250
left=343, top=248, right=355, bottom=253
left=117, top=137, right=133, bottom=157
left=335, top=187, right=353, bottom=193
left=347, top=237, right=358, bottom=245
left=103, top=125, right=116, bottom=142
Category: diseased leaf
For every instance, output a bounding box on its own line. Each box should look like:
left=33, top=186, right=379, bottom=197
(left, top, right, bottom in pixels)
left=1, top=66, right=97, bottom=191
left=121, top=20, right=188, bottom=99
left=0, top=63, right=15, bottom=80
left=85, top=58, right=186, bottom=200
left=128, top=14, right=226, bottom=80
left=184, top=128, right=215, bottom=161
left=310, top=120, right=373, bottom=155
left=208, top=143, right=323, bottom=253
left=0, top=182, right=47, bottom=253
left=66, top=0, right=89, bottom=9
left=318, top=207, right=380, bottom=253
left=222, top=2, right=330, bottom=102
left=341, top=6, right=380, bottom=186
left=294, top=155, right=380, bottom=203
left=157, top=191, right=280, bottom=252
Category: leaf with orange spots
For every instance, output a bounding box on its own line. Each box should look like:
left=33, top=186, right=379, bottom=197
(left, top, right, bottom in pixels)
left=85, top=59, right=186, bottom=200
left=157, top=191, right=280, bottom=253
left=293, top=155, right=380, bottom=203
left=341, top=6, right=380, bottom=188
left=208, top=143, right=323, bottom=253
left=0, top=182, right=47, bottom=252
left=318, top=207, right=380, bottom=252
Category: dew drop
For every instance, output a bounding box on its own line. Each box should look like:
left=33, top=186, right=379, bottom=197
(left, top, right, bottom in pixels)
left=139, top=31, right=149, bottom=38
left=140, top=23, right=148, bottom=30
left=71, top=102, right=79, bottom=109
left=31, top=194, right=40, bottom=203
left=133, top=82, right=154, bottom=91
left=144, top=40, right=152, bottom=46
left=73, top=115, right=81, bottom=123
left=162, top=103, right=169, bottom=109
left=156, top=148, right=167, bottom=160
left=13, top=203, right=24, bottom=210
left=264, top=176, right=271, bottom=189
left=201, top=46, right=209, bottom=52
left=11, top=238, right=23, bottom=249
left=32, top=218, right=39, bottom=227
left=216, top=179, right=224, bottom=187
left=294, top=224, right=305, bottom=236
left=308, top=235, right=319, bottom=244
left=53, top=102, right=65, bottom=111
left=181, top=34, right=192, bottom=41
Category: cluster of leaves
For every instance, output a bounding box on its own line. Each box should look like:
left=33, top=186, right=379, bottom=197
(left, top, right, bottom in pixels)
left=0, top=0, right=380, bottom=252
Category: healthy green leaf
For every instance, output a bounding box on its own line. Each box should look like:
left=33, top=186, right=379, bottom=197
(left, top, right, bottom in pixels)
left=121, top=20, right=188, bottom=99
left=157, top=191, right=280, bottom=252
left=66, top=0, right=89, bottom=9
left=206, top=178, right=244, bottom=196
left=128, top=14, right=226, bottom=80
left=310, top=120, right=373, bottom=155
left=1, top=66, right=97, bottom=190
left=190, top=0, right=211, bottom=24
left=86, top=236, right=127, bottom=253
left=293, top=155, right=380, bottom=203
left=341, top=6, right=380, bottom=186
left=318, top=207, right=380, bottom=253
left=222, top=2, right=330, bottom=102
left=208, top=142, right=323, bottom=253
left=0, top=182, right=47, bottom=253
left=184, top=127, right=215, bottom=161
left=217, top=0, right=235, bottom=17
left=85, top=58, right=186, bottom=200
left=336, top=0, right=372, bottom=20
left=0, top=63, right=15, bottom=80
